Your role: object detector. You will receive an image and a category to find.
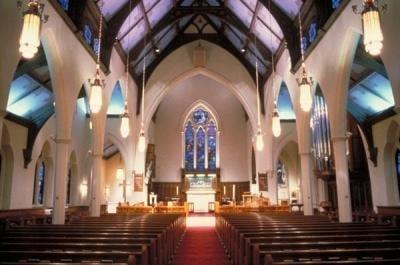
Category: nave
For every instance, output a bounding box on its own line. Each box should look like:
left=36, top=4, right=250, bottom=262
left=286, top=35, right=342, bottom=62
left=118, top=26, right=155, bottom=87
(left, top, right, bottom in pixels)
left=2, top=212, right=400, bottom=264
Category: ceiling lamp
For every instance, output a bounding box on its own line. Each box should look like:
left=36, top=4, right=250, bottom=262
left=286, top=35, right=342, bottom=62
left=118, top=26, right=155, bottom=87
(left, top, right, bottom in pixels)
left=272, top=102, right=281, bottom=137
left=353, top=0, right=386, bottom=56
left=268, top=0, right=280, bottom=139
left=18, top=0, right=47, bottom=59
left=120, top=107, right=130, bottom=138
left=137, top=53, right=147, bottom=153
left=296, top=11, right=313, bottom=112
left=88, top=3, right=104, bottom=114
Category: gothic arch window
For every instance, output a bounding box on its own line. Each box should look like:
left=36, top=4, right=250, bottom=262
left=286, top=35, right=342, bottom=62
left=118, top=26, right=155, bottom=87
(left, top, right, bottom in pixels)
left=395, top=149, right=400, bottom=197
left=66, top=167, right=72, bottom=205
left=183, top=106, right=219, bottom=171
left=33, top=159, right=45, bottom=205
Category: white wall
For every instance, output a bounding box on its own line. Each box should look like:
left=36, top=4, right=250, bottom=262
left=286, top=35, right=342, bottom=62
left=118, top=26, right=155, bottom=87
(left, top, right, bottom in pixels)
left=154, top=75, right=249, bottom=183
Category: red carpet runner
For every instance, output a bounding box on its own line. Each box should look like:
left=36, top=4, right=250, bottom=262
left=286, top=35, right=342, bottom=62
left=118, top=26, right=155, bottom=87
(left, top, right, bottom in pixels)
left=171, top=227, right=231, bottom=265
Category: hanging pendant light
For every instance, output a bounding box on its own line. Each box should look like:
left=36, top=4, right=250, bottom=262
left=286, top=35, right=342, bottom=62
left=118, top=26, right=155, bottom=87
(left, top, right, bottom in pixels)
left=120, top=105, right=130, bottom=138
left=18, top=0, right=47, bottom=59
left=296, top=11, right=313, bottom=112
left=353, top=0, right=386, bottom=56
left=119, top=0, right=132, bottom=138
left=89, top=67, right=103, bottom=113
left=256, top=128, right=264, bottom=151
left=89, top=3, right=104, bottom=114
left=272, top=102, right=281, bottom=138
left=298, top=65, right=313, bottom=112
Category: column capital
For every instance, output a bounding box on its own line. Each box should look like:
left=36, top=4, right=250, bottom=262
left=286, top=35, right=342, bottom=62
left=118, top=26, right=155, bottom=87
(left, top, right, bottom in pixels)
left=55, top=138, right=71, bottom=144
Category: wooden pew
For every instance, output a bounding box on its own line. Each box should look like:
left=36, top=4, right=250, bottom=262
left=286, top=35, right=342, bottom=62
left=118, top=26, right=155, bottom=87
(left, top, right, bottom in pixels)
left=216, top=213, right=400, bottom=265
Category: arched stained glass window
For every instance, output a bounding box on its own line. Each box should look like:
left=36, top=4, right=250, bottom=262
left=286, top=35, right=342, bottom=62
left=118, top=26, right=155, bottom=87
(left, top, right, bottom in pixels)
left=185, top=122, right=195, bottom=170
left=396, top=149, right=400, bottom=197
left=196, top=128, right=206, bottom=170
left=67, top=168, right=72, bottom=204
left=183, top=106, right=218, bottom=171
left=33, top=160, right=45, bottom=205
left=207, top=121, right=217, bottom=170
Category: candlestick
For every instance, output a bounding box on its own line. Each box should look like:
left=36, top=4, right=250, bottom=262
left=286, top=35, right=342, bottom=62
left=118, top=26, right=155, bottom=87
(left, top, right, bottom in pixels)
left=176, top=185, right=179, bottom=196
left=232, top=184, right=236, bottom=201
left=223, top=185, right=226, bottom=196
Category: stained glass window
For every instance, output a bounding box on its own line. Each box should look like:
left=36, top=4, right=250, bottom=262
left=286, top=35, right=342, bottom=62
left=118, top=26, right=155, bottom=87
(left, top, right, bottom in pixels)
left=33, top=161, right=45, bottom=205
left=308, top=22, right=318, bottom=43
left=207, top=121, right=217, bottom=170
left=67, top=168, right=72, bottom=204
left=184, top=107, right=218, bottom=171
left=332, top=0, right=341, bottom=9
left=185, top=122, right=194, bottom=170
left=196, top=128, right=206, bottom=170
left=58, top=0, right=69, bottom=11
left=83, top=25, right=92, bottom=45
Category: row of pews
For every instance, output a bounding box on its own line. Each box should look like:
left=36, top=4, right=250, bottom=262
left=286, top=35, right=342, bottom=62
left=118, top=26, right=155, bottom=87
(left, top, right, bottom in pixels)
left=0, top=213, right=185, bottom=265
left=216, top=212, right=400, bottom=265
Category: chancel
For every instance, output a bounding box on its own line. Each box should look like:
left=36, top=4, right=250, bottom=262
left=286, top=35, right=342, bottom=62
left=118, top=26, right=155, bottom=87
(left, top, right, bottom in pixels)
left=1, top=0, right=400, bottom=264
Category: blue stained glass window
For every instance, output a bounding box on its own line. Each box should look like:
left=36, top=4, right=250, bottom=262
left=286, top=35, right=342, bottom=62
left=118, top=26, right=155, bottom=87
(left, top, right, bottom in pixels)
left=207, top=122, right=217, bottom=170
left=67, top=168, right=72, bottom=204
left=301, top=36, right=308, bottom=53
left=332, top=0, right=341, bottom=9
left=396, top=150, right=400, bottom=197
left=184, top=107, right=218, bottom=171
left=193, top=109, right=209, bottom=125
left=196, top=128, right=206, bottom=170
left=308, top=23, right=317, bottom=43
left=93, top=38, right=100, bottom=55
left=185, top=122, right=195, bottom=170
left=33, top=161, right=45, bottom=205
left=83, top=25, right=92, bottom=45
left=58, top=0, right=69, bottom=11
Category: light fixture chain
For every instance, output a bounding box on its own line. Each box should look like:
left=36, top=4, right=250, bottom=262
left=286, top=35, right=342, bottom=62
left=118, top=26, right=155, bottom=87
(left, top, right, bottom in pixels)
left=141, top=39, right=146, bottom=128
left=96, top=0, right=103, bottom=66
left=254, top=36, right=261, bottom=127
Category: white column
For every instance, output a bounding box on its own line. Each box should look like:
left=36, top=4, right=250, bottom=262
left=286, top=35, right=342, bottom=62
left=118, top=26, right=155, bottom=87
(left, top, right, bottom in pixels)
left=299, top=152, right=314, bottom=215
left=90, top=153, right=103, bottom=217
left=52, top=139, right=70, bottom=224
left=332, top=136, right=352, bottom=222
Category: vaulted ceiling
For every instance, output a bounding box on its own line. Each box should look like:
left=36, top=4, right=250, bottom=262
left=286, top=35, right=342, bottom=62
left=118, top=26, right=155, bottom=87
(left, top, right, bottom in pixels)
left=98, top=0, right=303, bottom=83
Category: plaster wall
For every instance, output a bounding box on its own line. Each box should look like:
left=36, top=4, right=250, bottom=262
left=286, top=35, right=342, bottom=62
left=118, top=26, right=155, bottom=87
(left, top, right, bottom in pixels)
left=154, top=75, right=249, bottom=183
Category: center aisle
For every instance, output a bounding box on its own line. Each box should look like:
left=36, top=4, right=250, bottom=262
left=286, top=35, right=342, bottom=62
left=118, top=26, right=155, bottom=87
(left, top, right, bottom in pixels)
left=171, top=215, right=231, bottom=265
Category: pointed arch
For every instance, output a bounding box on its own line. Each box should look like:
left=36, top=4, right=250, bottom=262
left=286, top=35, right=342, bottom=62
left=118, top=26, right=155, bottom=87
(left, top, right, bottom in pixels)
left=182, top=101, right=220, bottom=171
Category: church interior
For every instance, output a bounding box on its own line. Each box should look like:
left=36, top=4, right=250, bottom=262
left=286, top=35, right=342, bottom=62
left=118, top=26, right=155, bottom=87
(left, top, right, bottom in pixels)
left=1, top=0, right=400, bottom=264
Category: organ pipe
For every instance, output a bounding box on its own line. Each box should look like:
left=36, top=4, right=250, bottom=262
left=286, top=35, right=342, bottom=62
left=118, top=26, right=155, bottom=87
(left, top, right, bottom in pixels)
left=310, top=95, right=333, bottom=176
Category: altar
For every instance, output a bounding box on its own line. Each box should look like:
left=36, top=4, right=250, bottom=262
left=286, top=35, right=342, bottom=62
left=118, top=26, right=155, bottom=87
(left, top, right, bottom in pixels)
left=186, top=190, right=216, bottom=212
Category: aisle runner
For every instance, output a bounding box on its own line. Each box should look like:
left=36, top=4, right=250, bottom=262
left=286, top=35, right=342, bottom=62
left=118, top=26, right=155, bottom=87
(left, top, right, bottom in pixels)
left=171, top=216, right=231, bottom=265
